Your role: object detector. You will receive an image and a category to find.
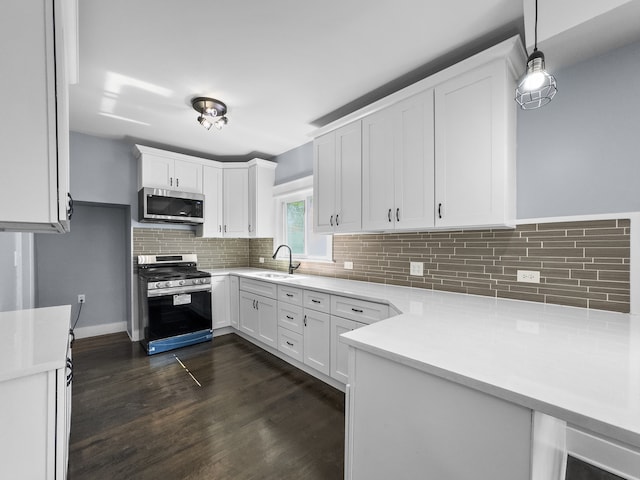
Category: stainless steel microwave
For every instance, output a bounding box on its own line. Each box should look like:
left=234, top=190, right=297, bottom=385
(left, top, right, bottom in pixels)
left=138, top=188, right=204, bottom=224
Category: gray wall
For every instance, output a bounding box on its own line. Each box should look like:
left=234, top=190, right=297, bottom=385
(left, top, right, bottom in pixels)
left=274, top=142, right=313, bottom=185
left=517, top=40, right=640, bottom=218
left=35, top=204, right=129, bottom=333
left=272, top=39, right=640, bottom=219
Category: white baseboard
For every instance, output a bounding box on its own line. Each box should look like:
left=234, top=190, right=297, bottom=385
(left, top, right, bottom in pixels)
left=73, top=321, right=127, bottom=339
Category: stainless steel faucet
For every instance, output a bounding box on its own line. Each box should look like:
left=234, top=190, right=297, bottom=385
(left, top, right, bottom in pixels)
left=272, top=244, right=301, bottom=274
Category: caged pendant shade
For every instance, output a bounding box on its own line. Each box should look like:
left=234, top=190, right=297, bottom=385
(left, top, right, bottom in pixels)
left=515, top=0, right=557, bottom=110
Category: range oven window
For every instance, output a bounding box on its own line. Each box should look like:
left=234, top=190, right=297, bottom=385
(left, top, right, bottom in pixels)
left=146, top=194, right=203, bottom=219
left=146, top=289, right=212, bottom=341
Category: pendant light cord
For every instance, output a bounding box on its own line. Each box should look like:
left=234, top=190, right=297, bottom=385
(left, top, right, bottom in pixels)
left=533, top=0, right=538, bottom=52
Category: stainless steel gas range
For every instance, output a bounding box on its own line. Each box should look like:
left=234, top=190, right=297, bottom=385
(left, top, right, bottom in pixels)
left=137, top=254, right=212, bottom=355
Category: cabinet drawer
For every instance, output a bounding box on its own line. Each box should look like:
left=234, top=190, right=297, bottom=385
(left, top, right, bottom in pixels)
left=303, top=290, right=331, bottom=313
left=240, top=278, right=277, bottom=298
left=278, top=328, right=303, bottom=363
left=278, top=303, right=304, bottom=334
left=278, top=285, right=303, bottom=305
left=331, top=295, right=389, bottom=324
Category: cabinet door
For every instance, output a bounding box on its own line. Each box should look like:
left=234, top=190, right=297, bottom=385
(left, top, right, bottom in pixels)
left=141, top=154, right=174, bottom=189
left=239, top=292, right=259, bottom=338
left=313, top=132, right=337, bottom=233
left=331, top=316, right=364, bottom=383
left=248, top=165, right=257, bottom=237
left=173, top=159, right=203, bottom=193
left=335, top=121, right=362, bottom=232
left=0, top=0, right=70, bottom=232
left=435, top=62, right=512, bottom=228
left=393, top=90, right=435, bottom=230
left=229, top=276, right=240, bottom=329
left=362, top=109, right=395, bottom=231
left=256, top=295, right=278, bottom=348
left=223, top=168, right=248, bottom=237
left=211, top=276, right=230, bottom=329
left=303, top=309, right=331, bottom=375
left=197, top=165, right=223, bottom=238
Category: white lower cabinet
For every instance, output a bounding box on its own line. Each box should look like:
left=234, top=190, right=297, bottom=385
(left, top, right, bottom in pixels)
left=346, top=349, right=533, bottom=480
left=239, top=290, right=277, bottom=349
left=211, top=276, right=229, bottom=329
left=330, top=316, right=365, bottom=383
left=303, top=308, right=331, bottom=376
left=0, top=351, right=72, bottom=480
left=229, top=276, right=239, bottom=329
left=278, top=328, right=303, bottom=362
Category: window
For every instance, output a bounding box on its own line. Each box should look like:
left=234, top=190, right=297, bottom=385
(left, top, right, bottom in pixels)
left=274, top=177, right=332, bottom=262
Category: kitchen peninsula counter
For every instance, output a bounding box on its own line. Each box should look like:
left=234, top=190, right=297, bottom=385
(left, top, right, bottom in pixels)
left=205, top=268, right=640, bottom=449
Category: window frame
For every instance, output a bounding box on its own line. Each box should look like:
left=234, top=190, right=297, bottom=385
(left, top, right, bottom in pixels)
left=273, top=176, right=333, bottom=263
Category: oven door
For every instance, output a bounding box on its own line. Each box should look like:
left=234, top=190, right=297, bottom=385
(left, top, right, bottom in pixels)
left=146, top=288, right=212, bottom=342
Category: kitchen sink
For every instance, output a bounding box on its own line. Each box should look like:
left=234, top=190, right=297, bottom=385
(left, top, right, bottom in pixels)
left=254, top=272, right=293, bottom=279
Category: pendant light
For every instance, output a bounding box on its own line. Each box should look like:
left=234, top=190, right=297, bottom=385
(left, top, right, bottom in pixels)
left=515, top=0, right=557, bottom=110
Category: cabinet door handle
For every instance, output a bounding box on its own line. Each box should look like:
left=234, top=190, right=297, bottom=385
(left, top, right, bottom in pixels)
left=170, top=177, right=173, bottom=187
left=252, top=299, right=256, bottom=309
left=330, top=215, right=334, bottom=227
left=304, top=314, right=307, bottom=327
left=176, top=178, right=179, bottom=188
left=286, top=341, right=294, bottom=347
left=67, top=193, right=74, bottom=220
left=224, top=225, right=227, bottom=233
left=248, top=224, right=252, bottom=232
left=311, top=299, right=321, bottom=304
left=351, top=308, right=364, bottom=313
left=388, top=208, right=392, bottom=222
left=396, top=208, right=400, bottom=222
left=336, top=214, right=340, bottom=226
left=286, top=315, right=294, bottom=320
left=286, top=293, right=293, bottom=297
left=438, top=203, right=442, bottom=219
left=256, top=301, right=259, bottom=310
left=219, top=225, right=222, bottom=233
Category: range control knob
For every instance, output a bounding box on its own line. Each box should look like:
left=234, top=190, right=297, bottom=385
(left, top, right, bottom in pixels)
left=154, top=282, right=163, bottom=289
left=178, top=280, right=186, bottom=286
left=202, top=277, right=210, bottom=284
left=165, top=281, right=173, bottom=288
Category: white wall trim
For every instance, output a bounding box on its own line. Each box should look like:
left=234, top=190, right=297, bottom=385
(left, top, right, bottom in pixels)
left=272, top=175, right=313, bottom=197
left=74, top=321, right=127, bottom=339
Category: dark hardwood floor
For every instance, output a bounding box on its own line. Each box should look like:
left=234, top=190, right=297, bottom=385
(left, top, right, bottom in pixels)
left=69, top=333, right=345, bottom=479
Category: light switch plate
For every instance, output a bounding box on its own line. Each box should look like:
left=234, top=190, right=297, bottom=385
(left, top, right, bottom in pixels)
left=259, top=257, right=265, bottom=263
left=517, top=270, right=540, bottom=283
left=344, top=261, right=353, bottom=270
left=410, top=262, right=423, bottom=276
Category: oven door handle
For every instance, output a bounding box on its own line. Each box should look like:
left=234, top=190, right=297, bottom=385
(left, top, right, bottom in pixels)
left=147, top=287, right=212, bottom=298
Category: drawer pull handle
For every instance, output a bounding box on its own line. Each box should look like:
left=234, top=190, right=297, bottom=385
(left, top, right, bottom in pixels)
left=304, top=315, right=307, bottom=327
left=311, top=299, right=321, bottom=304
left=286, top=293, right=293, bottom=297
left=286, top=341, right=294, bottom=347
left=352, top=308, right=363, bottom=313
left=286, top=315, right=294, bottom=320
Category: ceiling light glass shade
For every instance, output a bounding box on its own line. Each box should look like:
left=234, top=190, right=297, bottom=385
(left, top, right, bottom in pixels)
left=515, top=50, right=557, bottom=110
left=197, top=114, right=212, bottom=130
left=214, top=116, right=228, bottom=130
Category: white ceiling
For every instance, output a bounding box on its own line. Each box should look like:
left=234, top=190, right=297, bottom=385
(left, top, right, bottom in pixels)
left=70, top=0, right=526, bottom=160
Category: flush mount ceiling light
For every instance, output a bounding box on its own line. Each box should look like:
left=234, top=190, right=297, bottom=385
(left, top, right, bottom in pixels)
left=191, top=97, right=229, bottom=131
left=515, top=0, right=557, bottom=110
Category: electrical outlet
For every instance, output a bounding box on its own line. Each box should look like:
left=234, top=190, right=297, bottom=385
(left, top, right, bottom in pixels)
left=78, top=294, right=86, bottom=304
left=410, top=262, right=424, bottom=276
left=259, top=257, right=265, bottom=263
left=344, top=261, right=353, bottom=270
left=517, top=270, right=540, bottom=283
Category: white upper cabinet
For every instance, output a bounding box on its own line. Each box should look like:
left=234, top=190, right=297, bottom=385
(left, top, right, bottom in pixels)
left=362, top=89, right=435, bottom=231
left=223, top=168, right=248, bottom=237
left=313, top=121, right=362, bottom=233
left=434, top=61, right=516, bottom=228
left=248, top=159, right=277, bottom=238
left=136, top=146, right=203, bottom=194
left=198, top=165, right=224, bottom=238
left=0, top=0, right=72, bottom=233
left=313, top=36, right=524, bottom=233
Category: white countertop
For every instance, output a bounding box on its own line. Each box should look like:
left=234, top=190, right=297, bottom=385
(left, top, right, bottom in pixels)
left=206, top=268, right=640, bottom=448
left=0, top=305, right=72, bottom=383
